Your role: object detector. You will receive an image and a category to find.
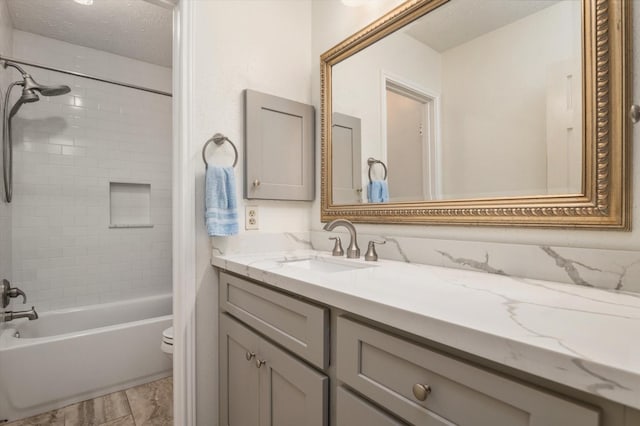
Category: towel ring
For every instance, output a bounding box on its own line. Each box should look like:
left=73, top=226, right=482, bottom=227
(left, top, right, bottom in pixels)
left=367, top=157, right=387, bottom=183
left=202, top=133, right=238, bottom=168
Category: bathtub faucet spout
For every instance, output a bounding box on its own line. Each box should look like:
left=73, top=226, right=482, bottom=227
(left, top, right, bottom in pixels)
left=2, top=306, right=38, bottom=322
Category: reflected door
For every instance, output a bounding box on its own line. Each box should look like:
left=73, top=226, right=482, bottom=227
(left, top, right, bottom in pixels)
left=546, top=59, right=582, bottom=195
left=386, top=88, right=436, bottom=201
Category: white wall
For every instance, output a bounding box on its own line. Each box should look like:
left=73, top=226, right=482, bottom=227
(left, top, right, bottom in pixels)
left=311, top=0, right=640, bottom=253
left=192, top=1, right=313, bottom=423
left=6, top=31, right=172, bottom=310
left=441, top=1, right=581, bottom=198
left=0, top=0, right=13, bottom=321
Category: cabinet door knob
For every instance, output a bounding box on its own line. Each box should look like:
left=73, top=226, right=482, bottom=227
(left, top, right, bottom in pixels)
left=253, top=179, right=261, bottom=187
left=412, top=383, right=431, bottom=401
left=255, top=358, right=266, bottom=368
left=245, top=351, right=255, bottom=361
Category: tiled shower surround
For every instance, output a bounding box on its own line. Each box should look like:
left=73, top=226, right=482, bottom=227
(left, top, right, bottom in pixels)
left=7, top=58, right=172, bottom=311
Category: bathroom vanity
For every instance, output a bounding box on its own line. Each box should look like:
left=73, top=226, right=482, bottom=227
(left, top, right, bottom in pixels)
left=214, top=250, right=640, bottom=426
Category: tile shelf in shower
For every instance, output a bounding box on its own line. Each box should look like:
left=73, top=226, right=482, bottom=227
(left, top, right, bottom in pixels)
left=109, top=182, right=152, bottom=229
left=109, top=224, right=154, bottom=229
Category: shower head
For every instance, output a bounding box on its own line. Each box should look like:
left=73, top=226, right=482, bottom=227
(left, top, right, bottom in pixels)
left=2, top=60, right=71, bottom=97
left=22, top=74, right=71, bottom=97
left=8, top=87, right=39, bottom=119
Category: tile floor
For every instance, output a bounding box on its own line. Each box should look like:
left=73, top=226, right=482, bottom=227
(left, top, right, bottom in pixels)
left=5, top=377, right=172, bottom=426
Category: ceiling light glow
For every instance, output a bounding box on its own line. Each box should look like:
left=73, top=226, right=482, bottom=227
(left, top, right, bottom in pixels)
left=73, top=0, right=94, bottom=5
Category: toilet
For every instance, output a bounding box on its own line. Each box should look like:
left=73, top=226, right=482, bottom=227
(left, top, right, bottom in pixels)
left=161, top=326, right=173, bottom=359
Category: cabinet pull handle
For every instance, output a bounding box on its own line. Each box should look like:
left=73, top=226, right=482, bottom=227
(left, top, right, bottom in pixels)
left=253, top=179, right=261, bottom=187
left=245, top=351, right=255, bottom=361
left=255, top=358, right=266, bottom=368
left=412, top=383, right=431, bottom=401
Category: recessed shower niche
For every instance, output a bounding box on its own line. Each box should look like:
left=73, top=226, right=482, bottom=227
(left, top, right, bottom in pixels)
left=109, top=182, right=153, bottom=228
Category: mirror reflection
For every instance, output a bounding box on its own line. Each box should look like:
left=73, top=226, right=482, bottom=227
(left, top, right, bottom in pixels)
left=331, top=0, right=583, bottom=205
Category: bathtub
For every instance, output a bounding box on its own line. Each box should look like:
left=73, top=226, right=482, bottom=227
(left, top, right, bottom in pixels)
left=0, top=294, right=172, bottom=422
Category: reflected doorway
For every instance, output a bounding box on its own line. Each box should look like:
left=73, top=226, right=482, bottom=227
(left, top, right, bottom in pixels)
left=384, top=78, right=440, bottom=201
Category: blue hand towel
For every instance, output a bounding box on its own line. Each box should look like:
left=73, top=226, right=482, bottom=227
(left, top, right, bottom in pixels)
left=367, top=180, right=389, bottom=203
left=205, top=166, right=239, bottom=236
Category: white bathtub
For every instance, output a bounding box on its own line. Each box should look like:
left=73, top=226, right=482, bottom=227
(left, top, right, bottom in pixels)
left=0, top=294, right=172, bottom=422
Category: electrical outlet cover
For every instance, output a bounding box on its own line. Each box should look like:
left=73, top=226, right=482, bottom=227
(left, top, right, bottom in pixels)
left=245, top=206, right=259, bottom=230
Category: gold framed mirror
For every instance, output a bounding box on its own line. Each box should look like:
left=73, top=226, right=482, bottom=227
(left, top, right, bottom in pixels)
left=321, top=0, right=631, bottom=228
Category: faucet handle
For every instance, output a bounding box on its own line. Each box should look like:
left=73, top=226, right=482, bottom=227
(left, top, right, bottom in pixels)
left=1, top=279, right=27, bottom=307
left=328, top=237, right=344, bottom=257
left=9, top=287, right=27, bottom=304
left=364, top=240, right=386, bottom=261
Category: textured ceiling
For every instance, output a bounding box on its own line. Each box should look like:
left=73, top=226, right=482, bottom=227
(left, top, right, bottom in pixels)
left=405, top=0, right=561, bottom=53
left=7, top=0, right=172, bottom=67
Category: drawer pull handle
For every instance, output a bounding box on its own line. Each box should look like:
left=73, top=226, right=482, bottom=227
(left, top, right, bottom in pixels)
left=256, top=358, right=266, bottom=368
left=245, top=351, right=255, bottom=361
left=412, top=383, right=431, bottom=401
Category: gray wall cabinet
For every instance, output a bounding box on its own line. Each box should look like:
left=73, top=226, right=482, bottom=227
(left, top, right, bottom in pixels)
left=331, top=112, right=362, bottom=204
left=244, top=89, right=315, bottom=201
left=217, top=270, right=639, bottom=426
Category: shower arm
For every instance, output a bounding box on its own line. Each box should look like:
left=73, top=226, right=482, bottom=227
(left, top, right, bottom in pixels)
left=1, top=60, right=29, bottom=78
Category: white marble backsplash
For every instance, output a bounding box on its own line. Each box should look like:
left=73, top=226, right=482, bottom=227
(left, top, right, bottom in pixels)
left=310, top=231, right=640, bottom=294
left=211, top=231, right=640, bottom=294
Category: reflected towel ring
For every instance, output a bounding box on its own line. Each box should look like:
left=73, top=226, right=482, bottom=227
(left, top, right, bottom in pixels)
left=367, top=157, right=387, bottom=183
left=202, top=133, right=239, bottom=168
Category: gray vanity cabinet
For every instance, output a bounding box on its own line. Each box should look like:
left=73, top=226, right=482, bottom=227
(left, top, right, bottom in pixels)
left=217, top=269, right=637, bottom=426
left=220, top=314, right=328, bottom=426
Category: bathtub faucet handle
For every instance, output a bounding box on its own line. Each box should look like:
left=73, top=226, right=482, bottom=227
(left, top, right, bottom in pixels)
left=8, top=287, right=26, bottom=304
left=1, top=279, right=27, bottom=308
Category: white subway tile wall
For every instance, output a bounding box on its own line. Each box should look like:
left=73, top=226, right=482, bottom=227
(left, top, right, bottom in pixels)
left=8, top=65, right=172, bottom=311
left=12, top=30, right=172, bottom=94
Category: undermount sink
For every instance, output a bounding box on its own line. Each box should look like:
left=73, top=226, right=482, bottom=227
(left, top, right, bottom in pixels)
left=280, top=256, right=375, bottom=273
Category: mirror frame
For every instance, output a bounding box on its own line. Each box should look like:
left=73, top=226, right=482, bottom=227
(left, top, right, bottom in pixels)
left=321, top=0, right=631, bottom=229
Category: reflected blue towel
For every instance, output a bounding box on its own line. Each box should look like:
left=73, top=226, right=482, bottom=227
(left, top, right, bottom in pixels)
left=205, top=166, right=239, bottom=236
left=367, top=180, right=389, bottom=203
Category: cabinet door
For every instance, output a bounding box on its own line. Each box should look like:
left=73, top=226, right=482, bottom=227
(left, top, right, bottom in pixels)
left=220, top=314, right=261, bottom=426
left=244, top=89, right=315, bottom=201
left=259, top=334, right=328, bottom=426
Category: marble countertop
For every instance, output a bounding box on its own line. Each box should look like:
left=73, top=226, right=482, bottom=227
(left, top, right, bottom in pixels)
left=212, top=249, right=640, bottom=410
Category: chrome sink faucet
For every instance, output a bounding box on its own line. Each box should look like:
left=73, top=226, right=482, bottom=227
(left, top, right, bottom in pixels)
left=323, top=219, right=360, bottom=258
left=2, top=306, right=38, bottom=322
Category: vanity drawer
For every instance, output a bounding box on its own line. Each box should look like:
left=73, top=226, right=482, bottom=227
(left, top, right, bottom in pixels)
left=336, top=386, right=408, bottom=426
left=336, top=317, right=600, bottom=426
left=219, top=272, right=329, bottom=369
